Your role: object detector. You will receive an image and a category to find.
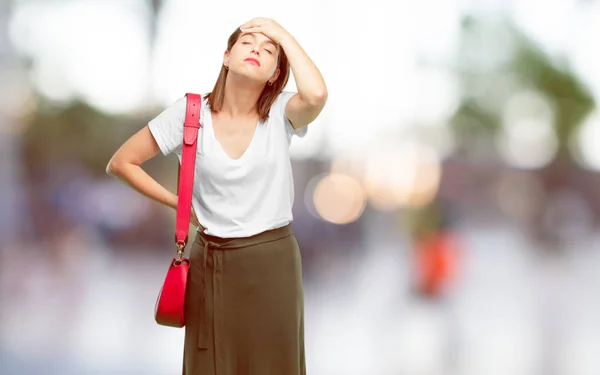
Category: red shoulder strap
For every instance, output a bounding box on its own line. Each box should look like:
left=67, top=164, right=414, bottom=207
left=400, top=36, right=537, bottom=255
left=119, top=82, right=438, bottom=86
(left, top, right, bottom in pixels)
left=175, top=93, right=202, bottom=247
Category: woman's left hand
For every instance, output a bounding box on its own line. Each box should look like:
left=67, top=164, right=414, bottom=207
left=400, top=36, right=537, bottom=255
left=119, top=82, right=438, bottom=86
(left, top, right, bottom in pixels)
left=240, top=18, right=291, bottom=45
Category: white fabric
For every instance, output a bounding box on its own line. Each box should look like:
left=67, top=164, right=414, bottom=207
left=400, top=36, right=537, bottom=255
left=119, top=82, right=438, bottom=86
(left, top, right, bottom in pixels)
left=148, top=91, right=307, bottom=238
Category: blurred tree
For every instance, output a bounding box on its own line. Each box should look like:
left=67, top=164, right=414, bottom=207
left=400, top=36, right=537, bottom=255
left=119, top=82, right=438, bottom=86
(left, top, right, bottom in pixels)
left=450, top=16, right=594, bottom=152
left=20, top=0, right=173, bottom=179
left=402, top=14, right=596, bottom=258
left=21, top=99, right=149, bottom=176
left=447, top=16, right=595, bottom=247
left=15, top=0, right=178, bottom=248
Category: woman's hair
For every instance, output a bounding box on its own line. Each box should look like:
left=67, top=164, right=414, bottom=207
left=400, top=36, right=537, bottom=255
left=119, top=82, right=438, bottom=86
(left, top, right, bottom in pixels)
left=205, top=28, right=290, bottom=121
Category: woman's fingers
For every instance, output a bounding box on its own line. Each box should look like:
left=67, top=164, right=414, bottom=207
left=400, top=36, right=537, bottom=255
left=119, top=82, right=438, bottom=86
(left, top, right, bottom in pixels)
left=240, top=26, right=261, bottom=33
left=240, top=22, right=258, bottom=31
left=241, top=17, right=266, bottom=29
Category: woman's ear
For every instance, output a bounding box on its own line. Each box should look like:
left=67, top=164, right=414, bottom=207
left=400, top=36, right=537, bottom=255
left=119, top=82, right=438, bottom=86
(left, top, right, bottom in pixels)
left=223, top=50, right=230, bottom=68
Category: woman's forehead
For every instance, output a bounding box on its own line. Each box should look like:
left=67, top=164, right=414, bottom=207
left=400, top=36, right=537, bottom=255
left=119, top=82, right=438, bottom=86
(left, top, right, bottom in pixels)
left=239, top=32, right=277, bottom=46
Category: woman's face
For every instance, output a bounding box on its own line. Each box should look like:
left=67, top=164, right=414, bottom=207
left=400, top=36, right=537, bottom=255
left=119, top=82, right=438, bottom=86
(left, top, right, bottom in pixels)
left=224, top=32, right=280, bottom=84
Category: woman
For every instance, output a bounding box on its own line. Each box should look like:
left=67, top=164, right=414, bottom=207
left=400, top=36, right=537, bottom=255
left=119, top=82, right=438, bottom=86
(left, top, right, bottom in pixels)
left=106, top=18, right=327, bottom=375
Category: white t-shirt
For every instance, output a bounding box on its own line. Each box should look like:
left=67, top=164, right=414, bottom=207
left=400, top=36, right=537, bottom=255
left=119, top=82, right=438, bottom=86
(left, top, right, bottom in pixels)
left=148, top=91, right=307, bottom=238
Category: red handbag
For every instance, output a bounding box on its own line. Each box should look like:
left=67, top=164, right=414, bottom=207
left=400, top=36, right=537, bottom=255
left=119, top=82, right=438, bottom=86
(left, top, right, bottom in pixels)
left=154, top=93, right=202, bottom=328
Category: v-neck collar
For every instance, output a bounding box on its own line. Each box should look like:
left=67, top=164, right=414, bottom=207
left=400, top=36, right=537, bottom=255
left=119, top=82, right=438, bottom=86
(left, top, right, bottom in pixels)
left=203, top=101, right=261, bottom=163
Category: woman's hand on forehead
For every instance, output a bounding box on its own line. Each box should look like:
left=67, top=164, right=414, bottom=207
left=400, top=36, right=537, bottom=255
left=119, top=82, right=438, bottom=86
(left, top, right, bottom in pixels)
left=240, top=18, right=290, bottom=45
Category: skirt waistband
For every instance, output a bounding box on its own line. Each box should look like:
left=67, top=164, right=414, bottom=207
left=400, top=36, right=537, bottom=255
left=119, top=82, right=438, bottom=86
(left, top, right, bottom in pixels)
left=194, top=224, right=294, bottom=250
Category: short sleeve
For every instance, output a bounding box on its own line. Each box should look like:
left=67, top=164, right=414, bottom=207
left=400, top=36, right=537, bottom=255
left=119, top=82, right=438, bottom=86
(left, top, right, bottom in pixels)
left=275, top=91, right=308, bottom=140
left=148, top=96, right=187, bottom=155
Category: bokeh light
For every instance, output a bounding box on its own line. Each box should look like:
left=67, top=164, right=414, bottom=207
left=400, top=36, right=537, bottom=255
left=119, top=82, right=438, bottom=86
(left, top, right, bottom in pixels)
left=312, top=173, right=366, bottom=225
left=363, top=141, right=442, bottom=210
left=571, top=111, right=600, bottom=171
left=495, top=90, right=558, bottom=169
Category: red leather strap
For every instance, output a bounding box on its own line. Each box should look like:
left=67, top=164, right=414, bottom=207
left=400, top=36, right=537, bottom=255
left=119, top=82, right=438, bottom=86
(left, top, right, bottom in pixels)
left=175, top=93, right=202, bottom=246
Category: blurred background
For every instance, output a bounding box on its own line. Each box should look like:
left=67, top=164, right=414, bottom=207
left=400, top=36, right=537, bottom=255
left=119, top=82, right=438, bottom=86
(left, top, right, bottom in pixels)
left=2, top=0, right=600, bottom=374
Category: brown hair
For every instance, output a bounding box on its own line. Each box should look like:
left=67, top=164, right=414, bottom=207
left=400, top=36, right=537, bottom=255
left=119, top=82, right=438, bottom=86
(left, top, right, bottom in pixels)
left=204, top=28, right=291, bottom=121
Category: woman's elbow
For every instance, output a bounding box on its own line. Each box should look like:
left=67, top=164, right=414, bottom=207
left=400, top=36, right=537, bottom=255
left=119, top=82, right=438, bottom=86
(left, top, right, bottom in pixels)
left=304, top=90, right=328, bottom=108
left=106, top=126, right=160, bottom=177
left=106, top=157, right=123, bottom=177
left=317, top=88, right=328, bottom=102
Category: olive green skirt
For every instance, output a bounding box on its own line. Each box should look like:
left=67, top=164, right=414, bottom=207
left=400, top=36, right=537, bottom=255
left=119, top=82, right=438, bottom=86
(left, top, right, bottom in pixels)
left=182, top=224, right=306, bottom=375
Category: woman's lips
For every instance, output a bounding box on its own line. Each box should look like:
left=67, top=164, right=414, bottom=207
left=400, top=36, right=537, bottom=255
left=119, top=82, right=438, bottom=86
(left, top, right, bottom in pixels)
left=244, top=58, right=260, bottom=66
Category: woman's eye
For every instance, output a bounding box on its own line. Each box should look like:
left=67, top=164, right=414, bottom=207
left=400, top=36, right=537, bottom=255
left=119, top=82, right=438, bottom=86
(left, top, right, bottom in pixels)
left=265, top=49, right=273, bottom=54
left=242, top=41, right=251, bottom=45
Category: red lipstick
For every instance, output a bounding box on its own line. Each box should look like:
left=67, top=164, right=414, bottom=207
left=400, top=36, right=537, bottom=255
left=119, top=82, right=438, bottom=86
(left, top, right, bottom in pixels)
left=244, top=57, right=260, bottom=67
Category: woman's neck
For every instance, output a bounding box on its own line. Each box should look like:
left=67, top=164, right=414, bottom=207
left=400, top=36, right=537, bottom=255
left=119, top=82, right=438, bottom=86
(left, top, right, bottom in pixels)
left=220, top=74, right=264, bottom=118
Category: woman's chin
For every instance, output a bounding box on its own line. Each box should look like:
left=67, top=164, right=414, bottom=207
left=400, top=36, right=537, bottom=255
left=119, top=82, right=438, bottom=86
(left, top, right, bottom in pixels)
left=230, top=70, right=269, bottom=85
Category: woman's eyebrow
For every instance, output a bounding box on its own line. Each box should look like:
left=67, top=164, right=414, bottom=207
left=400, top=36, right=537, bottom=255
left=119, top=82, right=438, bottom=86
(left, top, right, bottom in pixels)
left=241, top=32, right=277, bottom=47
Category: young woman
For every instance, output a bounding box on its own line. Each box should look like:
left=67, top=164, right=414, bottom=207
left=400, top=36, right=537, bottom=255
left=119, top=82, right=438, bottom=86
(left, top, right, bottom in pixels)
left=106, top=18, right=327, bottom=374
